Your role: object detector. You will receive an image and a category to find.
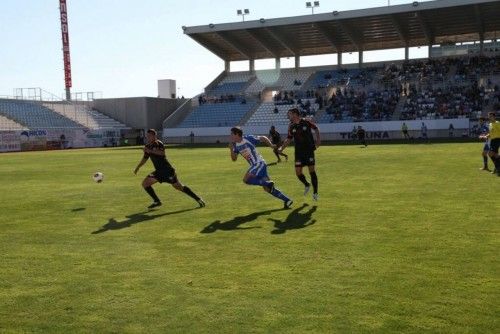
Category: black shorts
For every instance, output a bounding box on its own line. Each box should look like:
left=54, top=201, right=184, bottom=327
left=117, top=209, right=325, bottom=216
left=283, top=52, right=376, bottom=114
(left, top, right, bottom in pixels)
left=295, top=150, right=315, bottom=167
left=490, top=138, right=500, bottom=154
left=149, top=168, right=178, bottom=184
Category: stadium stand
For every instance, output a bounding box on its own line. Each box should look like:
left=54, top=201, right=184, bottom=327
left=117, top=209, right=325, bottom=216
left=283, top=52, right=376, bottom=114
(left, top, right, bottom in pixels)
left=208, top=82, right=248, bottom=96
left=0, top=114, right=28, bottom=130
left=307, top=67, right=378, bottom=89
left=178, top=101, right=257, bottom=128
left=245, top=68, right=314, bottom=93
left=44, top=102, right=130, bottom=129
left=0, top=99, right=83, bottom=129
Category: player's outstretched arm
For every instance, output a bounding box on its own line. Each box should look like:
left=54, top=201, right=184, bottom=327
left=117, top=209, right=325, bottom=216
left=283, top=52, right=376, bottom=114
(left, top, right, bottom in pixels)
left=279, top=138, right=291, bottom=152
left=259, top=136, right=275, bottom=149
left=134, top=157, right=148, bottom=175
left=229, top=143, right=238, bottom=161
left=314, top=127, right=321, bottom=148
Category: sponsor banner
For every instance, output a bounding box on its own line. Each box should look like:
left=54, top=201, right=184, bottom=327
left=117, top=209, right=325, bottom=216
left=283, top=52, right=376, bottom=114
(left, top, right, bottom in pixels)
left=20, top=130, right=47, bottom=151
left=1, top=129, right=123, bottom=152
left=0, top=131, right=21, bottom=152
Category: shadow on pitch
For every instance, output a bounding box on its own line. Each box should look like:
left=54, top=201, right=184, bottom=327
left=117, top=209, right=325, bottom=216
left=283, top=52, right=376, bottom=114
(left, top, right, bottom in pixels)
left=71, top=207, right=86, bottom=212
left=200, top=208, right=284, bottom=233
left=269, top=203, right=317, bottom=235
left=92, top=208, right=198, bottom=234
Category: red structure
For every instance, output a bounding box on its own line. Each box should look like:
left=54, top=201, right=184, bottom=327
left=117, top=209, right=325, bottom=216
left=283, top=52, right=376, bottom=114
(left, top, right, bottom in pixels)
left=59, top=0, right=72, bottom=100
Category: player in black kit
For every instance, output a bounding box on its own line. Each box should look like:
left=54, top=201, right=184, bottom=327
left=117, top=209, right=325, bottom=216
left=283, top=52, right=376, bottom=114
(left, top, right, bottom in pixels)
left=269, top=125, right=288, bottom=163
left=357, top=125, right=367, bottom=147
left=279, top=108, right=321, bottom=201
left=134, top=129, right=205, bottom=209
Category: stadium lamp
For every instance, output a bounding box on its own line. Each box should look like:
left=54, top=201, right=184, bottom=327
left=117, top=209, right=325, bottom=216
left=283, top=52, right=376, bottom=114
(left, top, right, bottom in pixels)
left=259, top=18, right=266, bottom=23
left=237, top=8, right=250, bottom=22
left=332, top=11, right=339, bottom=16
left=412, top=1, right=419, bottom=6
left=306, top=1, right=320, bottom=14
left=209, top=23, right=215, bottom=28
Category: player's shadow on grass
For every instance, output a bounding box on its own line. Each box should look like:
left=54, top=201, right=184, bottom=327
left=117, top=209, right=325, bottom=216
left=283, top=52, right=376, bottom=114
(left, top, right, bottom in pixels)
left=200, top=208, right=284, bottom=233
left=269, top=203, right=317, bottom=235
left=71, top=207, right=86, bottom=212
left=92, top=208, right=198, bottom=234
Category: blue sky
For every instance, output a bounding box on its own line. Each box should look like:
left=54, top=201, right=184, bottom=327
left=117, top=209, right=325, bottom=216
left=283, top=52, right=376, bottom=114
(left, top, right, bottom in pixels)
left=0, top=0, right=432, bottom=99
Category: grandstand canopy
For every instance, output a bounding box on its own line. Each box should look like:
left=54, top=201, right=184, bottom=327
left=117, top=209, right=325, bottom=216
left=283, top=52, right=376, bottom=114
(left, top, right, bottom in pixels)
left=183, top=0, right=500, bottom=61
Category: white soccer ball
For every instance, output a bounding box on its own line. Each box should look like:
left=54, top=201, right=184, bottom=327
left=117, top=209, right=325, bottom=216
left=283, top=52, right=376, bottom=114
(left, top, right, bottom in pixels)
left=93, top=172, right=104, bottom=183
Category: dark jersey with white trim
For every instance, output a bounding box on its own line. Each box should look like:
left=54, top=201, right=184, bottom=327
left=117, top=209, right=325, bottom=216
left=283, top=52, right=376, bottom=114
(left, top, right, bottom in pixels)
left=144, top=140, right=173, bottom=171
left=287, top=119, right=318, bottom=152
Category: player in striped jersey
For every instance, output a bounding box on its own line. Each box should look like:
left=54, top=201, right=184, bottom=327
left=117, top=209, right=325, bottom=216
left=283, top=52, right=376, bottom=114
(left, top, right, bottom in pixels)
left=229, top=127, right=293, bottom=209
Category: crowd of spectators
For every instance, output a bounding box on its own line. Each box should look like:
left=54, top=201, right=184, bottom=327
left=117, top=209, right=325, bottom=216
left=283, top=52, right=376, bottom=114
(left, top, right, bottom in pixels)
left=324, top=87, right=400, bottom=122
left=198, top=94, right=246, bottom=105
left=400, top=83, right=484, bottom=120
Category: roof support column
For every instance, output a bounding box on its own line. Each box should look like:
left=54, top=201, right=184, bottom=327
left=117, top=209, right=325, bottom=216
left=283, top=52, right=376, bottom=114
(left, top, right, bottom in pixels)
left=479, top=33, right=484, bottom=56
left=275, top=57, right=281, bottom=70
left=337, top=52, right=342, bottom=67
left=405, top=45, right=409, bottom=60
left=358, top=51, right=363, bottom=68
left=225, top=60, right=230, bottom=73
left=428, top=44, right=432, bottom=58
left=250, top=59, right=255, bottom=73
left=295, top=56, right=300, bottom=71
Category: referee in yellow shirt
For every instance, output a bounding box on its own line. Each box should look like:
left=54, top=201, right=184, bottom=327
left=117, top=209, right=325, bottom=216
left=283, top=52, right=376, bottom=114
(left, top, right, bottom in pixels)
left=482, top=112, right=500, bottom=176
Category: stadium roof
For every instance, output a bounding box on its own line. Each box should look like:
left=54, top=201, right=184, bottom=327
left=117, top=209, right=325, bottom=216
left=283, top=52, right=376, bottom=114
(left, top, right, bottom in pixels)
left=183, top=0, right=500, bottom=61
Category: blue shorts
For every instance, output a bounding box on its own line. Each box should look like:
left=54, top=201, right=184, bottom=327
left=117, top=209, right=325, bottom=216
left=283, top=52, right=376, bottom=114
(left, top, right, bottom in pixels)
left=247, top=162, right=269, bottom=179
left=483, top=143, right=490, bottom=152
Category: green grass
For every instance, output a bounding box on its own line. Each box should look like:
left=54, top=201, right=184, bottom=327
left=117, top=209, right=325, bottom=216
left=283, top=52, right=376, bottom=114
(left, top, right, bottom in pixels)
left=0, top=143, right=498, bottom=333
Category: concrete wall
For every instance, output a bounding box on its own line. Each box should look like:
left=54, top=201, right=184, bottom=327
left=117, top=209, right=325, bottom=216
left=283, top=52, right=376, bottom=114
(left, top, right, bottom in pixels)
left=163, top=118, right=471, bottom=144
left=92, top=97, right=184, bottom=130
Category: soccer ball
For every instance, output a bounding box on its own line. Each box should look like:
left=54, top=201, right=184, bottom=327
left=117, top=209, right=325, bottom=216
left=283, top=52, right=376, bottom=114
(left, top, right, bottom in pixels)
left=93, top=172, right=104, bottom=183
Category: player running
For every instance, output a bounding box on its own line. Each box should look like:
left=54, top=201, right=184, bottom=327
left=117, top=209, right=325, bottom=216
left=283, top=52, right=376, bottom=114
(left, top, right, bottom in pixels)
left=269, top=125, right=288, bottom=163
left=279, top=108, right=321, bottom=201
left=134, top=129, right=205, bottom=209
left=229, top=127, right=293, bottom=209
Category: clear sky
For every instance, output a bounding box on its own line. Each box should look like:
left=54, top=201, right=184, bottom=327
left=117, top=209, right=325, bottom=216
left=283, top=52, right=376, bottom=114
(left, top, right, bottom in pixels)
left=0, top=0, right=433, bottom=99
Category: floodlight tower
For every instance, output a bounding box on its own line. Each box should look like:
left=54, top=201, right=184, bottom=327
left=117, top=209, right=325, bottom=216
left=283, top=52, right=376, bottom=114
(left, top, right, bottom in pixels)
left=59, top=0, right=72, bottom=101
left=237, top=9, right=250, bottom=22
left=306, top=1, right=320, bottom=14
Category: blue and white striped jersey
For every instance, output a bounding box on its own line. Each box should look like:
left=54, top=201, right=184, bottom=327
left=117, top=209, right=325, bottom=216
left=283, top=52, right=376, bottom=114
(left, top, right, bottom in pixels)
left=233, top=135, right=266, bottom=166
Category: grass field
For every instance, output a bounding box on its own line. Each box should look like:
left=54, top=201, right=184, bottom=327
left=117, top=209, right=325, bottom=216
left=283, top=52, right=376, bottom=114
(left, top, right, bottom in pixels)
left=0, top=143, right=498, bottom=333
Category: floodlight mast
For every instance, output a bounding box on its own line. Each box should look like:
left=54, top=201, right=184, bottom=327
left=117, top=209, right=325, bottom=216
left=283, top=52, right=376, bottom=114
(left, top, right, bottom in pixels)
left=59, top=0, right=72, bottom=101
left=237, top=9, right=250, bottom=22
left=306, top=1, right=320, bottom=14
